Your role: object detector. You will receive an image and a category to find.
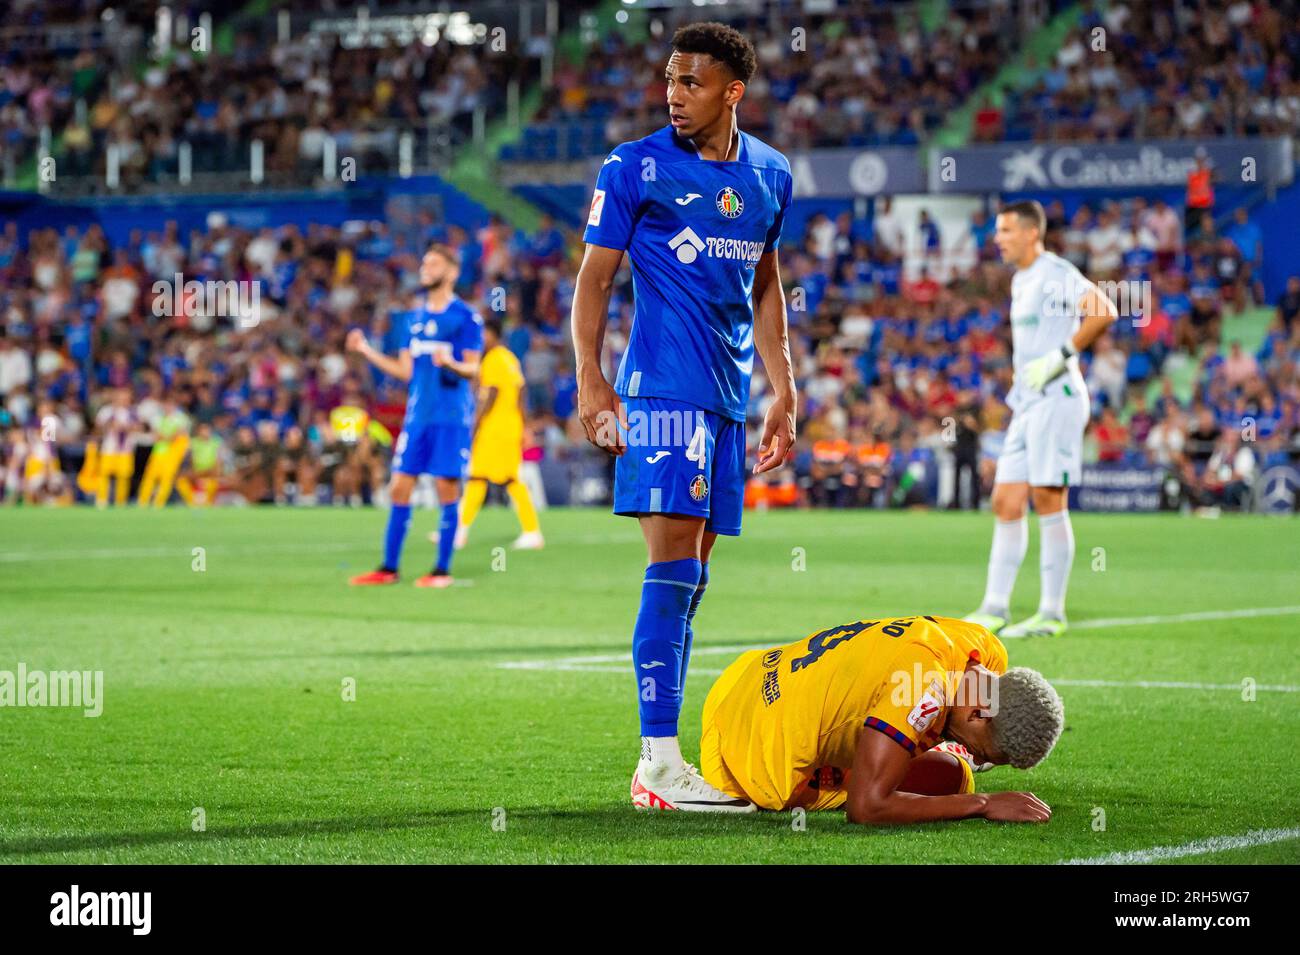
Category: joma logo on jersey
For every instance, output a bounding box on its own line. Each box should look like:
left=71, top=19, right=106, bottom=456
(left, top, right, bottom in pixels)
left=667, top=227, right=763, bottom=267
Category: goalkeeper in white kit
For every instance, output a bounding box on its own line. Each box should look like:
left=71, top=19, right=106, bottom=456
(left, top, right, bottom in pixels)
left=965, top=200, right=1117, bottom=638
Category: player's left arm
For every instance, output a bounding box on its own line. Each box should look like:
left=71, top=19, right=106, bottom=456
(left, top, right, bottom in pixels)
left=435, top=348, right=481, bottom=380
left=471, top=385, right=499, bottom=441
left=1022, top=279, right=1119, bottom=392
left=752, top=249, right=796, bottom=474
left=436, top=312, right=484, bottom=380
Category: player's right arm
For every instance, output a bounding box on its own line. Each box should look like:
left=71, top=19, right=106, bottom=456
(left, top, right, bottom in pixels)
left=844, top=727, right=1050, bottom=826
left=573, top=243, right=626, bottom=456
left=752, top=249, right=796, bottom=474
left=573, top=148, right=641, bottom=457
left=346, top=328, right=412, bottom=382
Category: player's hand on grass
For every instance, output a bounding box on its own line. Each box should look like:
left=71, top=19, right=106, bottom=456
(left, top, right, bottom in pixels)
left=577, top=375, right=626, bottom=457
left=982, top=791, right=1052, bottom=823
left=753, top=393, right=795, bottom=474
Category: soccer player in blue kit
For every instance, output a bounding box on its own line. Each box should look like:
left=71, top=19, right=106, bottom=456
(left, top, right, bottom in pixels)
left=572, top=22, right=797, bottom=812
left=348, top=242, right=483, bottom=588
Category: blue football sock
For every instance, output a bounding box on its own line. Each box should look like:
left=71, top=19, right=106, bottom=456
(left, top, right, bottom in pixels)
left=680, top=562, right=708, bottom=694
left=434, top=500, right=458, bottom=574
left=633, top=557, right=702, bottom=738
left=381, top=503, right=412, bottom=572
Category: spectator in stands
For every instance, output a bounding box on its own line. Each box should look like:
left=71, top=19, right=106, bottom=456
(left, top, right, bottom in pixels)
left=1185, top=151, right=1217, bottom=234
left=917, top=210, right=941, bottom=264
left=1202, top=430, right=1256, bottom=510
left=1143, top=198, right=1182, bottom=273
left=1093, top=406, right=1129, bottom=464
left=1225, top=207, right=1264, bottom=303
left=1277, top=276, right=1300, bottom=334
left=1223, top=341, right=1260, bottom=389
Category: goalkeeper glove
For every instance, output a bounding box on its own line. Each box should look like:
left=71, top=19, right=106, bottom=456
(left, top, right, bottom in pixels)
left=1021, top=340, right=1078, bottom=393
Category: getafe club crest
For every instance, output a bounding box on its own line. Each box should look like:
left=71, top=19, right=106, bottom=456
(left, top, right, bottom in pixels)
left=688, top=474, right=709, bottom=501
left=715, top=187, right=743, bottom=218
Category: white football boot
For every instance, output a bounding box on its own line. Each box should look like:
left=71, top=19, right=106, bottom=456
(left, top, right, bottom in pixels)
left=1001, top=612, right=1067, bottom=638
left=962, top=609, right=1009, bottom=635
left=630, top=761, right=756, bottom=813
left=511, top=530, right=545, bottom=550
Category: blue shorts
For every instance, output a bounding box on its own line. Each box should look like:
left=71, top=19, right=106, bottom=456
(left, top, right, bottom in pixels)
left=392, top=421, right=470, bottom=479
left=613, top=396, right=746, bottom=536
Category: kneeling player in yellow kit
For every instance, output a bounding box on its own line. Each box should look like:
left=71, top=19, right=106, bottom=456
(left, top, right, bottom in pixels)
left=696, top=614, right=1063, bottom=824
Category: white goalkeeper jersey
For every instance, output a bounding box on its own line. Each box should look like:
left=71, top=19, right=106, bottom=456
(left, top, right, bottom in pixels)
left=1007, top=250, right=1088, bottom=412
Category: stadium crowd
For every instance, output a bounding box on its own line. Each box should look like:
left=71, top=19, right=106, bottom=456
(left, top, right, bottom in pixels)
left=2, top=188, right=1297, bottom=512
left=9, top=0, right=1300, bottom=179
left=520, top=0, right=1019, bottom=160
left=754, top=196, right=1299, bottom=513
left=2, top=0, right=542, bottom=189
left=989, top=0, right=1300, bottom=143
left=2, top=0, right=1298, bottom=513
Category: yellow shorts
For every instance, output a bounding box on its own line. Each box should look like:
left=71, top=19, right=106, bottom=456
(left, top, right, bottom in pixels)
left=24, top=458, right=61, bottom=482
left=100, top=452, right=134, bottom=477
left=467, top=440, right=521, bottom=485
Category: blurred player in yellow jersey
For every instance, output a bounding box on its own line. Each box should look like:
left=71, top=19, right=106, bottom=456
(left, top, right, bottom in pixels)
left=20, top=401, right=68, bottom=504
left=92, top=387, right=139, bottom=507
left=456, top=318, right=543, bottom=550
left=684, top=614, right=1063, bottom=824
left=137, top=391, right=195, bottom=507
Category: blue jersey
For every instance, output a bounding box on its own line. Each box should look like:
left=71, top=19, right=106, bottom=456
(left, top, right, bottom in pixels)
left=402, top=297, right=484, bottom=428
left=583, top=125, right=792, bottom=421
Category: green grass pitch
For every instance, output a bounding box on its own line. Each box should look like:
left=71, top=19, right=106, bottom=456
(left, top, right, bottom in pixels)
left=1, top=505, right=1297, bottom=864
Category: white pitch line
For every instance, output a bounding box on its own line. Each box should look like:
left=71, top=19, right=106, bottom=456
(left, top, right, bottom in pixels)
left=1060, top=827, right=1300, bottom=865
left=1063, top=605, right=1300, bottom=632
left=502, top=664, right=1297, bottom=691
left=1053, top=678, right=1298, bottom=692
left=997, top=605, right=1300, bottom=638
left=0, top=522, right=894, bottom=561
left=497, top=605, right=1300, bottom=692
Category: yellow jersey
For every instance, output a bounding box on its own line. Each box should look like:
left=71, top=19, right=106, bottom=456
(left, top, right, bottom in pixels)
left=476, top=345, right=525, bottom=442
left=700, top=615, right=1007, bottom=810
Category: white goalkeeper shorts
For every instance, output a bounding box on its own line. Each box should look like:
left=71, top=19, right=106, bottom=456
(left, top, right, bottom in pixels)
left=994, top=391, right=1089, bottom=488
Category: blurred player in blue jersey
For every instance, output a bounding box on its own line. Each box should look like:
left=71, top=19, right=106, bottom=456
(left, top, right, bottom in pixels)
left=347, top=243, right=483, bottom=588
left=571, top=22, right=797, bottom=812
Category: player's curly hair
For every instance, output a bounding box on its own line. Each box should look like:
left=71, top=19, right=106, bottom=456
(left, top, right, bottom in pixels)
left=990, top=667, right=1064, bottom=769
left=671, top=22, right=757, bottom=84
